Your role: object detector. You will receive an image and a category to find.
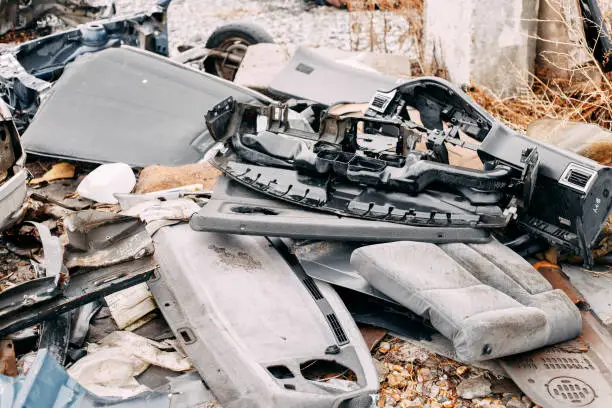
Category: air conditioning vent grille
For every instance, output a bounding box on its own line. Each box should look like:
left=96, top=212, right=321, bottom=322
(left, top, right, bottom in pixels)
left=567, top=170, right=590, bottom=188
left=560, top=163, right=596, bottom=192
left=326, top=313, right=349, bottom=345
left=372, top=96, right=388, bottom=109
left=368, top=90, right=396, bottom=113
left=303, top=277, right=324, bottom=300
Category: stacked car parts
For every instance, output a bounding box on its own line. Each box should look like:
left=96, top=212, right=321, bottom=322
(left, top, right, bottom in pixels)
left=1, top=6, right=612, bottom=407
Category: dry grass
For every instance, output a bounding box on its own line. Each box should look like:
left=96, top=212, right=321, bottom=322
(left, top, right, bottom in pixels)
left=467, top=78, right=612, bottom=132
left=346, top=0, right=612, bottom=136
left=346, top=0, right=444, bottom=76
left=346, top=1, right=422, bottom=54
left=467, top=0, right=612, bottom=133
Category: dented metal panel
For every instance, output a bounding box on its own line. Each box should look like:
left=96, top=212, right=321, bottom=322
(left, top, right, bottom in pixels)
left=0, top=256, right=156, bottom=337
left=63, top=211, right=154, bottom=269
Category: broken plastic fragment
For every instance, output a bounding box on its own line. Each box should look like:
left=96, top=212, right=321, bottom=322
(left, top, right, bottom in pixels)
left=77, top=163, right=136, bottom=204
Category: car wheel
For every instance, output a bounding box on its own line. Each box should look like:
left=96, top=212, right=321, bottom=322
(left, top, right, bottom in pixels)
left=204, top=23, right=274, bottom=81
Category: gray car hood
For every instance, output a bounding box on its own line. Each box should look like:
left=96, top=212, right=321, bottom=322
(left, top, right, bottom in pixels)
left=22, top=46, right=270, bottom=168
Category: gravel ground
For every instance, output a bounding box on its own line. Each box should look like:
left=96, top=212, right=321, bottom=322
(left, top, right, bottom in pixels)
left=113, top=0, right=413, bottom=56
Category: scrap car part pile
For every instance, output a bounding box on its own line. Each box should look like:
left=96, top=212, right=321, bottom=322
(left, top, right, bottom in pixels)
left=205, top=76, right=611, bottom=266
left=0, top=2, right=612, bottom=407
left=0, top=0, right=115, bottom=39
left=0, top=0, right=171, bottom=133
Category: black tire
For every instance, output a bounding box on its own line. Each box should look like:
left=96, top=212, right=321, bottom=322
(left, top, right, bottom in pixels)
left=204, top=23, right=274, bottom=80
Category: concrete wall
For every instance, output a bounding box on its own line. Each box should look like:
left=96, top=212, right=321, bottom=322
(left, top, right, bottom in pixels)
left=424, top=0, right=540, bottom=97
left=536, top=0, right=597, bottom=87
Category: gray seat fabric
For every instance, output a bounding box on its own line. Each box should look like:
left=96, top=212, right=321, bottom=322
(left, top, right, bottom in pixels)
left=350, top=240, right=581, bottom=362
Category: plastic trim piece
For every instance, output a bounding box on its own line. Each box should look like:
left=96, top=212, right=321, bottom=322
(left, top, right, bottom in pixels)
left=149, top=224, right=378, bottom=408
left=190, top=176, right=491, bottom=243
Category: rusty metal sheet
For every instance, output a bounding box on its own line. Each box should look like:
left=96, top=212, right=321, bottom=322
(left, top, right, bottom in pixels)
left=358, top=325, right=387, bottom=352
left=502, top=265, right=612, bottom=408
left=0, top=340, right=17, bottom=376
left=534, top=262, right=587, bottom=308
